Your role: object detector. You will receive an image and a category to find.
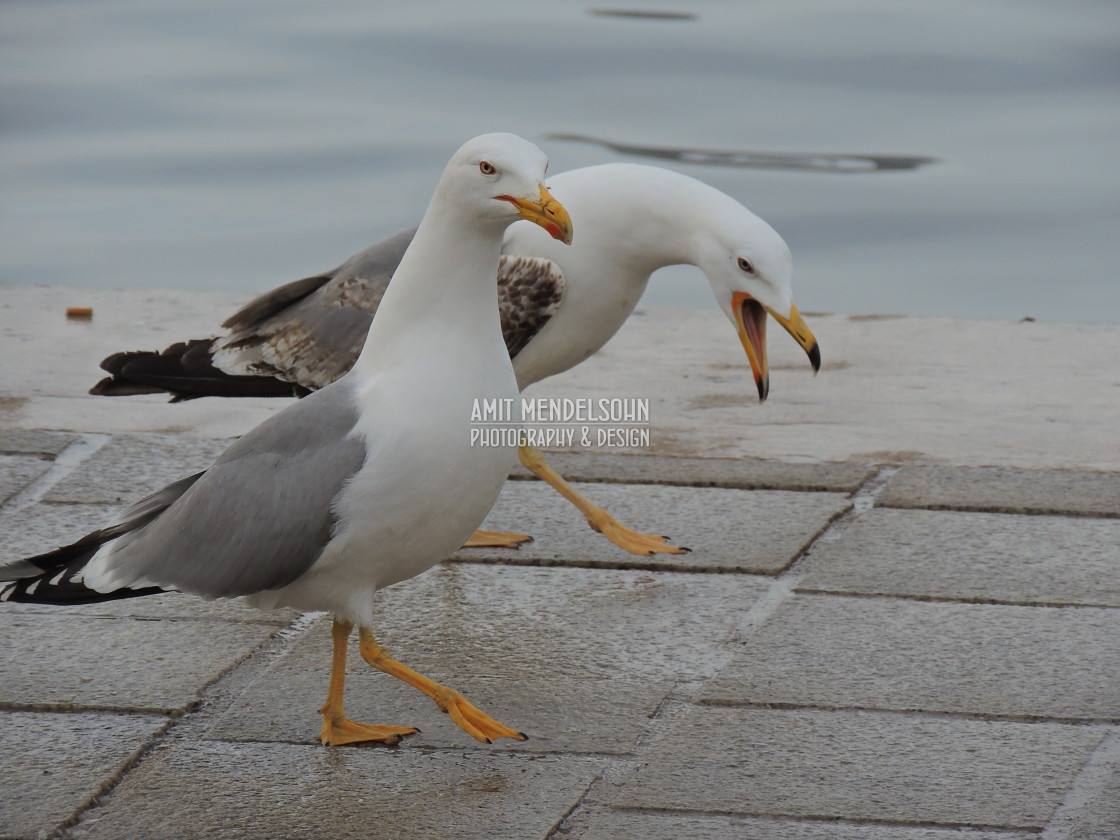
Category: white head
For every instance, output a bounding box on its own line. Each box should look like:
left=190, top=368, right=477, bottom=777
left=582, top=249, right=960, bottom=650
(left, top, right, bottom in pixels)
left=696, top=206, right=795, bottom=331
left=434, top=133, right=573, bottom=244
left=693, top=203, right=819, bottom=400
left=521, top=162, right=818, bottom=401
left=356, top=134, right=573, bottom=368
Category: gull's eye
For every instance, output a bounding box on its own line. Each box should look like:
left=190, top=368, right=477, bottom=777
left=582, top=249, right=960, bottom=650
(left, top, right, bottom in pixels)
left=479, top=161, right=497, bottom=175
left=737, top=257, right=755, bottom=275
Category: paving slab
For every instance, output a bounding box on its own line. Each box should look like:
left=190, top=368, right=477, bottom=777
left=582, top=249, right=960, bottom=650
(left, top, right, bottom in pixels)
left=703, top=594, right=1120, bottom=721
left=798, top=507, right=1120, bottom=607
left=1065, top=794, right=1120, bottom=840
left=878, top=466, right=1120, bottom=517
left=208, top=665, right=666, bottom=756
left=1, top=500, right=121, bottom=561
left=43, top=433, right=232, bottom=504
left=0, top=710, right=167, bottom=840
left=1042, top=729, right=1120, bottom=840
left=69, top=740, right=603, bottom=840
left=0, top=428, right=76, bottom=457
left=0, top=613, right=280, bottom=713
left=454, top=481, right=850, bottom=573
left=1064, top=767, right=1120, bottom=839
left=0, top=453, right=52, bottom=505
left=574, top=809, right=1034, bottom=840
left=204, top=564, right=768, bottom=752
left=343, top=563, right=767, bottom=682
left=508, top=452, right=874, bottom=493
left=611, top=705, right=1105, bottom=829
left=4, top=284, right=1120, bottom=837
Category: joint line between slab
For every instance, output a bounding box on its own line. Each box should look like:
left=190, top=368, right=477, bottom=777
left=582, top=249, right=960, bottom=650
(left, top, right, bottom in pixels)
left=43, top=612, right=309, bottom=838
left=44, top=716, right=176, bottom=840
left=1041, top=725, right=1120, bottom=840
left=543, top=773, right=603, bottom=840
left=586, top=468, right=909, bottom=823
left=880, top=501, right=1120, bottom=520
left=446, top=554, right=775, bottom=575
left=791, top=586, right=1120, bottom=611
left=733, top=466, right=895, bottom=639
left=695, top=698, right=1120, bottom=727
left=608, top=804, right=1039, bottom=835
left=851, top=464, right=900, bottom=513
left=3, top=433, right=111, bottom=513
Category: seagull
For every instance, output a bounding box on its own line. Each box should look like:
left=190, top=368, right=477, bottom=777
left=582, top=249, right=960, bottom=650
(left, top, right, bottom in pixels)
left=1, top=133, right=574, bottom=747
left=92, top=163, right=820, bottom=555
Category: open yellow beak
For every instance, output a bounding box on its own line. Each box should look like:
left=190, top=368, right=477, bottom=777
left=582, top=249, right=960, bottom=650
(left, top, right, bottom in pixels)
left=498, top=185, right=573, bottom=244
left=732, top=291, right=821, bottom=403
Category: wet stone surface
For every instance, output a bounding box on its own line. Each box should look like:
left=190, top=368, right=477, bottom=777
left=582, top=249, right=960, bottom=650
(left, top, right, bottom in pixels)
left=43, top=434, right=232, bottom=504
left=703, top=594, right=1120, bottom=720
left=508, top=452, right=874, bottom=493
left=0, top=428, right=76, bottom=457
left=878, top=465, right=1120, bottom=517
left=204, top=564, right=768, bottom=753
left=797, top=507, right=1120, bottom=606
left=0, top=710, right=167, bottom=840
left=573, top=809, right=1036, bottom=840
left=454, top=481, right=850, bottom=573
left=1048, top=732, right=1120, bottom=840
left=0, top=612, right=281, bottom=713
left=1, top=404, right=1117, bottom=837
left=611, top=705, right=1104, bottom=829
left=0, top=501, right=121, bottom=561
left=68, top=741, right=604, bottom=840
left=0, top=453, right=52, bottom=505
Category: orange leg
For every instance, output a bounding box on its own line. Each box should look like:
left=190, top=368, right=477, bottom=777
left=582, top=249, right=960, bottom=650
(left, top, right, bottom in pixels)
left=357, top=628, right=527, bottom=745
left=518, top=445, right=689, bottom=556
left=462, top=529, right=534, bottom=549
left=318, top=619, right=420, bottom=746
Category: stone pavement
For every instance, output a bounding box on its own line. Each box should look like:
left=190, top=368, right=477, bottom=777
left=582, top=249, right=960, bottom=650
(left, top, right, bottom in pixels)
left=1, top=284, right=1119, bottom=839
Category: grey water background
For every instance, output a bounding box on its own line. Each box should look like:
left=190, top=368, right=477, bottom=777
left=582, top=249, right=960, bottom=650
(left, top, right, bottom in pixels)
left=3, top=0, right=1118, bottom=323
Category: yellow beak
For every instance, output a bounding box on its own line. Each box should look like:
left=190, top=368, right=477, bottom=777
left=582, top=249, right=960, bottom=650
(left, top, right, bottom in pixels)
left=498, top=185, right=573, bottom=244
left=732, top=291, right=821, bottom=403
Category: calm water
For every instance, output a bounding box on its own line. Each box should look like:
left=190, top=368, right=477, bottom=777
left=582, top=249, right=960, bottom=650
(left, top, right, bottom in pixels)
left=3, top=0, right=1118, bottom=323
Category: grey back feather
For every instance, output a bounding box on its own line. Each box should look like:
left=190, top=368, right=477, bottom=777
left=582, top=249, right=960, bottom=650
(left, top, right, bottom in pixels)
left=210, top=228, right=564, bottom=391
left=213, top=228, right=417, bottom=390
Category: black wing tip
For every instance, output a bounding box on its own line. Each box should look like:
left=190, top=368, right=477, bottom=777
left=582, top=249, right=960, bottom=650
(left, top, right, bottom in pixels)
left=89, top=375, right=166, bottom=397
left=0, top=574, right=163, bottom=605
left=2, top=534, right=167, bottom=606
left=90, top=338, right=301, bottom=400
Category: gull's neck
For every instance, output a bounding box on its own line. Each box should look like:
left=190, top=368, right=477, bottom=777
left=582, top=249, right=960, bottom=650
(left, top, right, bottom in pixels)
left=558, top=163, right=728, bottom=276
left=352, top=203, right=507, bottom=376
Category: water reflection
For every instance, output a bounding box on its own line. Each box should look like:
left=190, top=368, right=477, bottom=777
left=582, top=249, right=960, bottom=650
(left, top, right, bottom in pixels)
left=1, top=0, right=1116, bottom=322
left=548, top=133, right=937, bottom=173
left=588, top=10, right=698, bottom=21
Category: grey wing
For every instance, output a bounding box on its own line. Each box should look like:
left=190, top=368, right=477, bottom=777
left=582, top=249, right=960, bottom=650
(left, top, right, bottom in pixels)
left=497, top=255, right=566, bottom=359
left=94, top=381, right=367, bottom=598
left=212, top=227, right=418, bottom=391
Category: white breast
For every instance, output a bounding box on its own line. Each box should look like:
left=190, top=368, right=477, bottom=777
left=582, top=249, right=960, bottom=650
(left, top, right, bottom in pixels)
left=249, top=329, right=518, bottom=624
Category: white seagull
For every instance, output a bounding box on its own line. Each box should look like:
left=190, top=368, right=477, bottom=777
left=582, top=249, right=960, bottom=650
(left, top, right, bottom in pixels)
left=1, top=133, right=574, bottom=747
left=92, top=164, right=820, bottom=555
